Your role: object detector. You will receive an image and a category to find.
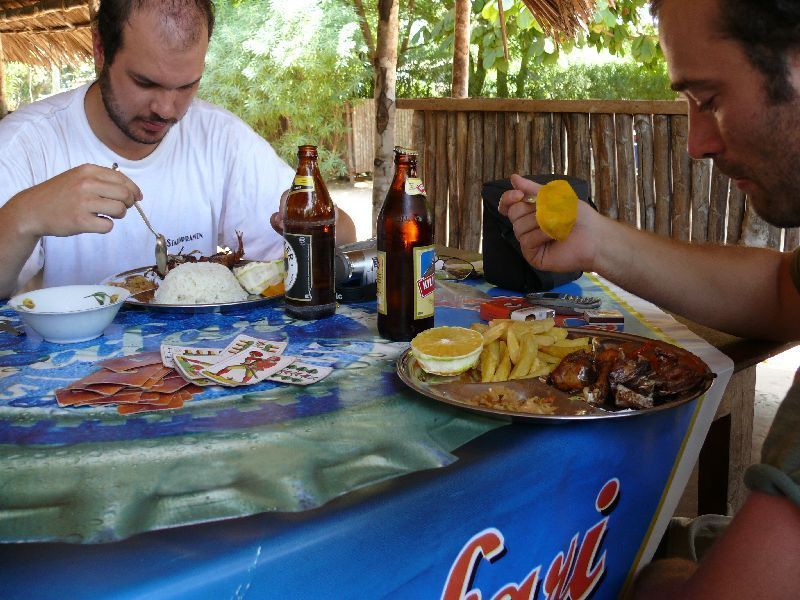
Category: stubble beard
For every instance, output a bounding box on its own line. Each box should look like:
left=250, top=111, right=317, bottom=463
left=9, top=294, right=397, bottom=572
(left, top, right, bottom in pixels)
left=98, top=67, right=171, bottom=147
left=719, top=99, right=800, bottom=229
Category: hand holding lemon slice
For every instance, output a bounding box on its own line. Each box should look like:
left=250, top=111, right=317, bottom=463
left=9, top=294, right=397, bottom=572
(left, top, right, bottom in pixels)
left=525, top=179, right=579, bottom=242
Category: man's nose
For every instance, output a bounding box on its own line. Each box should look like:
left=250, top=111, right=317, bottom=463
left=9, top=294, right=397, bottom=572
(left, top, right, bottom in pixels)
left=686, top=105, right=724, bottom=159
left=150, top=89, right=179, bottom=120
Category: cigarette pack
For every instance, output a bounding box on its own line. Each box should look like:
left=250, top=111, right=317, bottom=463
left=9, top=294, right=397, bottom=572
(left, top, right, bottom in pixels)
left=479, top=298, right=625, bottom=330
left=584, top=309, right=625, bottom=324
left=479, top=297, right=555, bottom=322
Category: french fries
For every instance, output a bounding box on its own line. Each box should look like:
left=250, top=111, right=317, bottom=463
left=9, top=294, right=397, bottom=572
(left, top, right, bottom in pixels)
left=469, top=318, right=592, bottom=382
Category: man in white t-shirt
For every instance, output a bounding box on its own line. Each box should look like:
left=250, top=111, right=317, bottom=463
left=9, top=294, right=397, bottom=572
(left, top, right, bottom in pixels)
left=0, top=0, right=353, bottom=297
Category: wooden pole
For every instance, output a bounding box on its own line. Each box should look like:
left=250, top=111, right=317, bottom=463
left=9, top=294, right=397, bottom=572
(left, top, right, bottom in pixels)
left=497, top=0, right=509, bottom=61
left=371, top=0, right=399, bottom=231
left=0, top=33, right=7, bottom=118
left=451, top=0, right=471, bottom=98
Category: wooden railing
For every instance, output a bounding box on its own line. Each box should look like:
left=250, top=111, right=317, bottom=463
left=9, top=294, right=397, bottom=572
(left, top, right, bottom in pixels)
left=390, top=98, right=798, bottom=253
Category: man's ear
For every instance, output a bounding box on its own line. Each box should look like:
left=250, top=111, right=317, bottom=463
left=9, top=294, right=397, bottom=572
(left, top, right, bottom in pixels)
left=92, top=27, right=104, bottom=76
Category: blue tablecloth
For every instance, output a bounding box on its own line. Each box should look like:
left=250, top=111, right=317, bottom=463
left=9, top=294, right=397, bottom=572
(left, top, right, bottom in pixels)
left=0, top=275, right=734, bottom=599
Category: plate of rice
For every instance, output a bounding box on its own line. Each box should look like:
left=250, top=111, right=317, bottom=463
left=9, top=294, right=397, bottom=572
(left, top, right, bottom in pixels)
left=104, top=260, right=285, bottom=313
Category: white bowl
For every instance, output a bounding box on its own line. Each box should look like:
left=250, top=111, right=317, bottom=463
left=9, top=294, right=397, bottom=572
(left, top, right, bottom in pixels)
left=9, top=285, right=131, bottom=344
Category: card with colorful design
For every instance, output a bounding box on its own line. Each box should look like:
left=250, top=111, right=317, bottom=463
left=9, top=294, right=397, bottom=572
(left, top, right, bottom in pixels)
left=220, top=335, right=287, bottom=359
left=202, top=352, right=296, bottom=387
left=266, top=362, right=333, bottom=386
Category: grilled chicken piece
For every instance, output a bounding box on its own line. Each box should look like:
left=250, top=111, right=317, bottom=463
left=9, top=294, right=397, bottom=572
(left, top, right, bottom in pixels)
left=615, top=384, right=654, bottom=409
left=549, top=350, right=596, bottom=392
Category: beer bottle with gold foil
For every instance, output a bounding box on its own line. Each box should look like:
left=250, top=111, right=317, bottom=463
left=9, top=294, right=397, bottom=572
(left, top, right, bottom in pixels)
left=376, top=147, right=434, bottom=341
left=283, top=145, right=336, bottom=320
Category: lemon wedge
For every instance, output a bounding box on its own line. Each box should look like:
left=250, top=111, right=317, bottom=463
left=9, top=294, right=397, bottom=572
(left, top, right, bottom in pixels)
left=535, top=179, right=579, bottom=241
left=234, top=260, right=284, bottom=295
left=411, top=326, right=484, bottom=375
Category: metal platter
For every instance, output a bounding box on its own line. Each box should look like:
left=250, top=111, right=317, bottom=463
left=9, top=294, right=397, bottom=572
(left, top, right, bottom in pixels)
left=102, top=264, right=283, bottom=314
left=396, top=328, right=715, bottom=423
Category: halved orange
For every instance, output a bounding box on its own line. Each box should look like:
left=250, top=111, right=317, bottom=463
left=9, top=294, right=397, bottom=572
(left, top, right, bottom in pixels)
left=536, top=179, right=579, bottom=241
left=411, top=326, right=484, bottom=375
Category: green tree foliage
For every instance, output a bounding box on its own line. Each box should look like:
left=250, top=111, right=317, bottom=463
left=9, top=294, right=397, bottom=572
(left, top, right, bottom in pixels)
left=3, top=62, right=95, bottom=111
left=199, top=0, right=370, bottom=178
left=422, top=0, right=671, bottom=99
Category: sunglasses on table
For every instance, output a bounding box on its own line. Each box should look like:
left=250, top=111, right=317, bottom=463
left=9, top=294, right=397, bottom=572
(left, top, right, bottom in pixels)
left=434, top=255, right=481, bottom=281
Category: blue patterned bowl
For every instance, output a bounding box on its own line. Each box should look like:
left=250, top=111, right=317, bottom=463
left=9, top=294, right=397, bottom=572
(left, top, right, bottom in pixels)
left=9, top=285, right=131, bottom=344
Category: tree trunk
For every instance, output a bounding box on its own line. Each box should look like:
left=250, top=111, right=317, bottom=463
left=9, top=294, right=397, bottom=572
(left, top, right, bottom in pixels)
left=352, top=0, right=376, bottom=61
left=515, top=51, right=530, bottom=98
left=469, top=43, right=487, bottom=96
left=0, top=34, right=7, bottom=118
left=451, top=0, right=470, bottom=98
left=497, top=69, right=509, bottom=97
left=398, top=0, right=416, bottom=67
left=371, top=0, right=400, bottom=230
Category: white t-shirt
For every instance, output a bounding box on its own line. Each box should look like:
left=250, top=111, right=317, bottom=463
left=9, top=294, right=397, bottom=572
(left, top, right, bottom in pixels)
left=0, top=83, right=294, bottom=289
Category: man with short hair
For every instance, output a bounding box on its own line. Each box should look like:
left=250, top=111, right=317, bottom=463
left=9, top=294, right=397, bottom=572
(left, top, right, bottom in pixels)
left=0, top=0, right=353, bottom=298
left=500, top=0, right=800, bottom=597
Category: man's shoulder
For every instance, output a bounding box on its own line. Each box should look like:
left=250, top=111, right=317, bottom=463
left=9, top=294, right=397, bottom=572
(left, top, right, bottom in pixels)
left=185, top=97, right=254, bottom=132
left=0, top=85, right=86, bottom=144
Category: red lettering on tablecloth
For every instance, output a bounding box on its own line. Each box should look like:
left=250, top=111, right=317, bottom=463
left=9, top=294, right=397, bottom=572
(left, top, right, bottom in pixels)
left=441, top=528, right=505, bottom=600
left=441, top=479, right=620, bottom=600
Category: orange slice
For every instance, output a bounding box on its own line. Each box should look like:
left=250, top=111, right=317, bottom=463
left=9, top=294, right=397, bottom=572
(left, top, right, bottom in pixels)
left=411, top=326, right=484, bottom=375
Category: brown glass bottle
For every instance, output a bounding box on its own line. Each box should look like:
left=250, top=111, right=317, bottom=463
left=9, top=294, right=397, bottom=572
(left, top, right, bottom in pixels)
left=377, top=147, right=435, bottom=341
left=283, top=145, right=336, bottom=320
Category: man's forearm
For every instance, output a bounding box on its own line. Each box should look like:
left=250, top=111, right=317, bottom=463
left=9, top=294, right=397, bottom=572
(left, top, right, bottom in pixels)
left=592, top=222, right=798, bottom=340
left=0, top=202, right=41, bottom=298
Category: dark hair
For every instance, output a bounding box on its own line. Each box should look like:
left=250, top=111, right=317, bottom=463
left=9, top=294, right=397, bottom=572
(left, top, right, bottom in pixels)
left=96, top=0, right=215, bottom=66
left=651, top=0, right=800, bottom=104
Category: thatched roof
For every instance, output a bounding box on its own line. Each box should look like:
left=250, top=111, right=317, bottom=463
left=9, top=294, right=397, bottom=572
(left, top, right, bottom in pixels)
left=522, top=0, right=598, bottom=39
left=0, top=0, right=95, bottom=67
left=0, top=0, right=600, bottom=69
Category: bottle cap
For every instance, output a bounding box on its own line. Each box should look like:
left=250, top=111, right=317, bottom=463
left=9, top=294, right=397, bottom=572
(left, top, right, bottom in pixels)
left=393, top=146, right=418, bottom=156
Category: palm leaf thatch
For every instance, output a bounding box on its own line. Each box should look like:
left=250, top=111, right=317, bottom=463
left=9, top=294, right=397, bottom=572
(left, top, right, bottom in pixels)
left=0, top=0, right=95, bottom=67
left=521, top=0, right=602, bottom=39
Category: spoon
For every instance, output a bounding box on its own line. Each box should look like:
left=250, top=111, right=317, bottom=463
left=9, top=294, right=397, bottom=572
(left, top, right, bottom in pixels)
left=112, top=163, right=168, bottom=278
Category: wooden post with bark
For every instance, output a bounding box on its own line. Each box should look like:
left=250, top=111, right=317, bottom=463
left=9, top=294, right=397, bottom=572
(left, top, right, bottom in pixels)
left=371, top=0, right=399, bottom=231
left=452, top=0, right=471, bottom=98
left=0, top=33, right=7, bottom=118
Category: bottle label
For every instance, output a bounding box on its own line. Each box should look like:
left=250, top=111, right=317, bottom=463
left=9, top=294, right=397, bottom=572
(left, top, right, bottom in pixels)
left=291, top=175, right=314, bottom=191
left=414, top=245, right=435, bottom=318
left=376, top=251, right=387, bottom=315
left=284, top=234, right=313, bottom=301
left=405, top=178, right=426, bottom=196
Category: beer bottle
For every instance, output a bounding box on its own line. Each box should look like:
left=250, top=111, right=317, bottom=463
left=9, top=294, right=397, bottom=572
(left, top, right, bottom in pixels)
left=283, top=145, right=336, bottom=320
left=377, top=147, right=435, bottom=341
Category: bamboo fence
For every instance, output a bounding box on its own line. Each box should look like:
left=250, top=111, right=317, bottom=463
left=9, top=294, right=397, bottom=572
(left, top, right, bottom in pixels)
left=350, top=97, right=796, bottom=254
left=347, top=100, right=415, bottom=177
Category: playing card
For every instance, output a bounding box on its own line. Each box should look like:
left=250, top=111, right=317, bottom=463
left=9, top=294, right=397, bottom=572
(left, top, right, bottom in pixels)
left=147, top=375, right=191, bottom=394
left=117, top=394, right=186, bottom=414
left=55, top=388, right=104, bottom=407
left=79, top=363, right=166, bottom=387
left=219, top=335, right=287, bottom=359
left=173, top=354, right=219, bottom=386
left=96, top=351, right=163, bottom=373
left=266, top=361, right=333, bottom=386
left=202, top=352, right=295, bottom=387
left=160, top=345, right=222, bottom=368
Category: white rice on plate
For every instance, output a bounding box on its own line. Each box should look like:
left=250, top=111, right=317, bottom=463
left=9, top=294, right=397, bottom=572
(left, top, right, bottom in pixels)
left=153, top=262, right=249, bottom=304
